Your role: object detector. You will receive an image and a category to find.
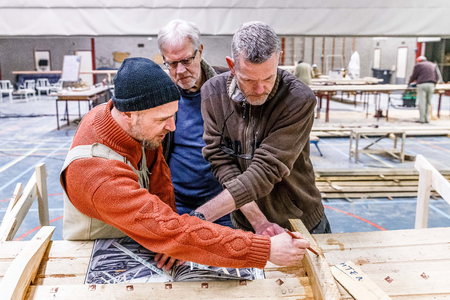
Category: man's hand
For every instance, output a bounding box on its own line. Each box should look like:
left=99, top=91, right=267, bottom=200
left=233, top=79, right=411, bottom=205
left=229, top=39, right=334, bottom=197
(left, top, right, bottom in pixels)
left=154, top=253, right=185, bottom=270
left=268, top=232, right=310, bottom=266
left=240, top=201, right=285, bottom=236
left=255, top=221, right=285, bottom=237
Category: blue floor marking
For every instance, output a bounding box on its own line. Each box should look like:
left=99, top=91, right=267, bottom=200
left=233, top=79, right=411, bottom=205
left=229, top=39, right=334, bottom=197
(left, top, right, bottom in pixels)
left=0, top=139, right=71, bottom=192
left=429, top=204, right=450, bottom=220
left=0, top=207, right=64, bottom=213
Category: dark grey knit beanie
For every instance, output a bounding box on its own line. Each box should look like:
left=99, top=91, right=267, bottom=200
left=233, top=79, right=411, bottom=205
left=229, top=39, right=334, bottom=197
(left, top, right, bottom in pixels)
left=112, top=57, right=180, bottom=112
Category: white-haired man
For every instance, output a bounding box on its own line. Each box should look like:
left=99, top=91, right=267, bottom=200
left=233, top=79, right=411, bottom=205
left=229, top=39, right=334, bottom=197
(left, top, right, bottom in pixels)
left=158, top=20, right=233, bottom=227
left=194, top=21, right=331, bottom=236
left=408, top=56, right=439, bottom=123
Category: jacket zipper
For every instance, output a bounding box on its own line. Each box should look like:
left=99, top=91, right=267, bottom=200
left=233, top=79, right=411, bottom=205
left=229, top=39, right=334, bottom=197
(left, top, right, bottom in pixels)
left=244, top=103, right=252, bottom=168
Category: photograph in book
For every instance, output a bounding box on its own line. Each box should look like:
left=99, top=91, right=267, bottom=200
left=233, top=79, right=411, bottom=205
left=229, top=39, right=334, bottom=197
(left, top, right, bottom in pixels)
left=85, top=237, right=265, bottom=284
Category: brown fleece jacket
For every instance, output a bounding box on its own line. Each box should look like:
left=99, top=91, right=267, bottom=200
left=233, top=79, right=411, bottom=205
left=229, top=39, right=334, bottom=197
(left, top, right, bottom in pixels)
left=201, top=69, right=324, bottom=231
left=64, top=100, right=270, bottom=268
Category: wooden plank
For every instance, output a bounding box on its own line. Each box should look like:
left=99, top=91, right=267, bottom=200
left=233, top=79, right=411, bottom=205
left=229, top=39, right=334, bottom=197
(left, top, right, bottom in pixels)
left=314, top=228, right=450, bottom=252
left=0, top=241, right=94, bottom=260
left=25, top=278, right=313, bottom=300
left=415, top=154, right=450, bottom=203
left=322, top=244, right=450, bottom=266
left=0, top=226, right=54, bottom=300
left=314, top=168, right=450, bottom=177
left=351, top=261, right=450, bottom=296
left=319, top=186, right=419, bottom=193
left=0, top=174, right=37, bottom=241
left=0, top=241, right=94, bottom=286
left=415, top=167, right=432, bottom=229
left=3, top=183, right=23, bottom=221
left=264, top=261, right=307, bottom=279
left=316, top=176, right=424, bottom=181
left=316, top=181, right=420, bottom=187
left=35, top=164, right=49, bottom=227
left=290, top=219, right=341, bottom=300
left=321, top=192, right=421, bottom=199
left=331, top=261, right=392, bottom=300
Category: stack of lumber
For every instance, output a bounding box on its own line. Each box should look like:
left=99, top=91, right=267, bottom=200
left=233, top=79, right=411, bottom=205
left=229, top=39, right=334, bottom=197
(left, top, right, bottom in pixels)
left=315, top=168, right=450, bottom=199
left=312, top=126, right=450, bottom=138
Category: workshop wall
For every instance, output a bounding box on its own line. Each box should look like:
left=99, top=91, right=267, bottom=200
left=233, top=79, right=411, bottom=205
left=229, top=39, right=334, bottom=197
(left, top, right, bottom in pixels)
left=0, top=35, right=419, bottom=86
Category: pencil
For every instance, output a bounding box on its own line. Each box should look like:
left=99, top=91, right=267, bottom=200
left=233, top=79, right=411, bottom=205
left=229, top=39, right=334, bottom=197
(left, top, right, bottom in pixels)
left=285, top=229, right=319, bottom=256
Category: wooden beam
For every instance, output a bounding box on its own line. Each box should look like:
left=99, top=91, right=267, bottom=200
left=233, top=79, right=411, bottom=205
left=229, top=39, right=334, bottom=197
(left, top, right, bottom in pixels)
left=292, top=37, right=296, bottom=65
left=26, top=277, right=310, bottom=299
left=35, top=163, right=49, bottom=227
left=415, top=154, right=450, bottom=203
left=321, top=37, right=325, bottom=74
left=0, top=174, right=37, bottom=241
left=290, top=219, right=341, bottom=300
left=4, top=183, right=23, bottom=220
left=0, top=226, right=54, bottom=300
left=331, top=261, right=392, bottom=300
left=332, top=37, right=335, bottom=70
left=342, top=37, right=346, bottom=66
left=302, top=37, right=306, bottom=62
left=415, top=166, right=432, bottom=229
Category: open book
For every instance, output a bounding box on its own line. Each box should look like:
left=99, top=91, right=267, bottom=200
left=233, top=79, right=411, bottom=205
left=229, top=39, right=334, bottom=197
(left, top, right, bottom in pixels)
left=85, top=237, right=265, bottom=284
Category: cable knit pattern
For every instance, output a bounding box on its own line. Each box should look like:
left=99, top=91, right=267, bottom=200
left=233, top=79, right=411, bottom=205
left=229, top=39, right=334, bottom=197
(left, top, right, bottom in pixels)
left=64, top=100, right=270, bottom=268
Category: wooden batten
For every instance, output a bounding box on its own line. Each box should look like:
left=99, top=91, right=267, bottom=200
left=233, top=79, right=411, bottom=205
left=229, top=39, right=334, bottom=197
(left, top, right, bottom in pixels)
left=0, top=226, right=55, bottom=300
left=290, top=219, right=341, bottom=300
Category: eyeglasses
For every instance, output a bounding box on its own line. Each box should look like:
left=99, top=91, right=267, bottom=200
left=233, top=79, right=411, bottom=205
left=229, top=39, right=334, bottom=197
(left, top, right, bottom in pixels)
left=219, top=110, right=257, bottom=160
left=163, top=50, right=198, bottom=69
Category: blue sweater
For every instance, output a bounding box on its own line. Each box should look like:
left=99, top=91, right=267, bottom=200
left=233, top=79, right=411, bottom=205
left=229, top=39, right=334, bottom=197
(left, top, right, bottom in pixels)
left=168, top=89, right=223, bottom=207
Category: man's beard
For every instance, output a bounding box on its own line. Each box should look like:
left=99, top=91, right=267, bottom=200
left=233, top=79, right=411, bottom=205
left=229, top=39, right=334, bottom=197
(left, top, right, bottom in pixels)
left=245, top=94, right=269, bottom=106
left=140, top=138, right=160, bottom=150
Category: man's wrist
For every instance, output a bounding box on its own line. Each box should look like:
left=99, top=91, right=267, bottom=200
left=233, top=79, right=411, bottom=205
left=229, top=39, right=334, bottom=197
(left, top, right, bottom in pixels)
left=189, top=210, right=206, bottom=221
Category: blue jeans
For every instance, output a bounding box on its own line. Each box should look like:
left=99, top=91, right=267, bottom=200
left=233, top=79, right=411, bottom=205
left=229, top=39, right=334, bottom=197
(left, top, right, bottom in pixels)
left=176, top=202, right=234, bottom=228
left=309, top=214, right=332, bottom=234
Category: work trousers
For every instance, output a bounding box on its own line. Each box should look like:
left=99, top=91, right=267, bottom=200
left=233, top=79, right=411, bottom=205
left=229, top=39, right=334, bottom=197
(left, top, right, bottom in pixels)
left=417, top=83, right=435, bottom=123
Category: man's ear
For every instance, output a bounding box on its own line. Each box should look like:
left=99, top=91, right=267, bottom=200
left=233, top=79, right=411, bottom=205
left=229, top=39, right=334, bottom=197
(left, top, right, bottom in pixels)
left=226, top=56, right=236, bottom=75
left=198, top=44, right=204, bottom=58
left=121, top=111, right=134, bottom=125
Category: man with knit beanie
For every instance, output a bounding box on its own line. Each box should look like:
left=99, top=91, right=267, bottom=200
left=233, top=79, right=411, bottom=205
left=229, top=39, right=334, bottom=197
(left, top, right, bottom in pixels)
left=60, top=57, right=310, bottom=271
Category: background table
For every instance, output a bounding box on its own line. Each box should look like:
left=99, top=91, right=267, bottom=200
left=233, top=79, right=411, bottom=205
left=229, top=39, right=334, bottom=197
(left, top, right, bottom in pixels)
left=310, top=84, right=450, bottom=122
left=349, top=128, right=406, bottom=163
left=56, top=86, right=109, bottom=130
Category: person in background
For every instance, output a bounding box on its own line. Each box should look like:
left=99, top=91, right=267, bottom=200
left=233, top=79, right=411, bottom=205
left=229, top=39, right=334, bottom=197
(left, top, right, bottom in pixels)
left=312, top=64, right=322, bottom=78
left=294, top=60, right=314, bottom=85
left=193, top=21, right=331, bottom=236
left=158, top=20, right=233, bottom=227
left=408, top=56, right=438, bottom=124
left=61, top=57, right=310, bottom=271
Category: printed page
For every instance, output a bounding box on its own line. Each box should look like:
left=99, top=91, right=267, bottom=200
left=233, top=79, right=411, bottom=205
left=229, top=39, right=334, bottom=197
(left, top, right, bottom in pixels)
left=85, top=237, right=172, bottom=284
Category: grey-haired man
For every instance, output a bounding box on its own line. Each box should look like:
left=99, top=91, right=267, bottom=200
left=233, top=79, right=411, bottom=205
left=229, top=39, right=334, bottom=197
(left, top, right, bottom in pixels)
left=158, top=20, right=233, bottom=227
left=195, top=21, right=331, bottom=236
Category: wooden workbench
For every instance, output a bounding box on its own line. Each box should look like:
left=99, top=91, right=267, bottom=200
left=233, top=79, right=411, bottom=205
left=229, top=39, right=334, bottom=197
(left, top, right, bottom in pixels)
left=310, top=84, right=450, bottom=123
left=315, top=227, right=450, bottom=299
left=56, top=85, right=110, bottom=130
left=349, top=128, right=406, bottom=163
left=1, top=226, right=449, bottom=299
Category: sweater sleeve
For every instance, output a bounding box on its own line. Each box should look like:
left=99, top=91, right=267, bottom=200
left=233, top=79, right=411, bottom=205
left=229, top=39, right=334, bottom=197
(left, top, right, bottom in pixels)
left=65, top=158, right=270, bottom=268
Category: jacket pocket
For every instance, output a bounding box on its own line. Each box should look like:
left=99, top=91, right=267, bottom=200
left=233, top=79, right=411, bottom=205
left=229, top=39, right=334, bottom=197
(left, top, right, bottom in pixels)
left=277, top=185, right=304, bottom=218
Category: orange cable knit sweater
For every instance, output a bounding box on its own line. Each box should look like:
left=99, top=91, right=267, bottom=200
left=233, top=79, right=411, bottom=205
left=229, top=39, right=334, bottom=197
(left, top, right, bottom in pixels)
left=64, top=101, right=270, bottom=268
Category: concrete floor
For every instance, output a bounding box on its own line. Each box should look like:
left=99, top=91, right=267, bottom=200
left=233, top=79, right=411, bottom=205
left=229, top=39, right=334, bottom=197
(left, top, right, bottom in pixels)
left=1, top=91, right=450, bottom=240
